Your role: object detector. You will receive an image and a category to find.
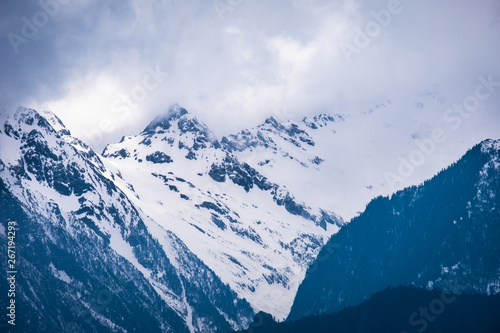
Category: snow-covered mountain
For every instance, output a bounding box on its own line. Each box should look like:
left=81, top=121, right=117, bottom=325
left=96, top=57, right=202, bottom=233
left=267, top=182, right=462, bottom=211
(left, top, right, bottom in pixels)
left=101, top=104, right=343, bottom=319
left=0, top=107, right=254, bottom=332
left=1, top=94, right=496, bottom=330
left=222, top=89, right=496, bottom=221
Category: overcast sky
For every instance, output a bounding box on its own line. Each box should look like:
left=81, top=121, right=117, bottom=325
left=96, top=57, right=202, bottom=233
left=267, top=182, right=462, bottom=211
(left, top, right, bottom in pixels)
left=1, top=0, right=499, bottom=151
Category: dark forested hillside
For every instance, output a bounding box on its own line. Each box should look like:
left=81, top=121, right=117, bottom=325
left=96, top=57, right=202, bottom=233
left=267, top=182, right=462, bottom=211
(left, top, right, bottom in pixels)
left=288, top=139, right=500, bottom=320
left=236, top=286, right=500, bottom=333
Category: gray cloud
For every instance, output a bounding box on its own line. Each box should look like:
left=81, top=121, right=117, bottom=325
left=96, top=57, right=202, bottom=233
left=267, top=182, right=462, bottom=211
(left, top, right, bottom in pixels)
left=1, top=0, right=499, bottom=151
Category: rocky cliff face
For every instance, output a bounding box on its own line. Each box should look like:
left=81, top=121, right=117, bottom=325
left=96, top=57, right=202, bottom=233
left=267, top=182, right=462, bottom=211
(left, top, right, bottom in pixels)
left=0, top=107, right=254, bottom=333
left=101, top=104, right=343, bottom=319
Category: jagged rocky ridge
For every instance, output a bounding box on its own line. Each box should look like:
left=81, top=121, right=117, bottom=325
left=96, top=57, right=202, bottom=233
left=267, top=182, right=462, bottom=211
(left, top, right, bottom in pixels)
left=0, top=107, right=254, bottom=332
left=101, top=104, right=343, bottom=319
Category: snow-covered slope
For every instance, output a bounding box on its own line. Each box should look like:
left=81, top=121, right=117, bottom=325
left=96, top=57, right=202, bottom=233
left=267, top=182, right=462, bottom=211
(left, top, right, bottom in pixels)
left=102, top=104, right=343, bottom=319
left=0, top=107, right=254, bottom=332
left=2, top=85, right=487, bottom=326
left=222, top=89, right=490, bottom=221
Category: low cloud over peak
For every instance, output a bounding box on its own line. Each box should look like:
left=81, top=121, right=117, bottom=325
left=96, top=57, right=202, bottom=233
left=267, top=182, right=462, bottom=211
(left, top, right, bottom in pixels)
left=1, top=0, right=499, bottom=151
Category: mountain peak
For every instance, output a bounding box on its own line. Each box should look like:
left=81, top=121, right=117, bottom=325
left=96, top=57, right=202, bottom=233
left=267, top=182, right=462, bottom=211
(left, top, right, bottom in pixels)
left=480, top=138, right=500, bottom=153
left=263, top=116, right=285, bottom=130
left=104, top=104, right=221, bottom=161
left=142, top=103, right=189, bottom=133
left=10, top=106, right=70, bottom=135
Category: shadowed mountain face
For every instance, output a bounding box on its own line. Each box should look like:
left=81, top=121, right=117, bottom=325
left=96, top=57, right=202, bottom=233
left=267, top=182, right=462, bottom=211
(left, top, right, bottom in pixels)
left=0, top=107, right=254, bottom=332
left=288, top=139, right=500, bottom=321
